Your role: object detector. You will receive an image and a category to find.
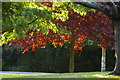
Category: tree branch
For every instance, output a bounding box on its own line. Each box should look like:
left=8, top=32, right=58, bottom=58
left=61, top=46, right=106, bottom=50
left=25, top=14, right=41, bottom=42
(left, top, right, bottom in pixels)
left=28, top=18, right=38, bottom=25
left=75, top=2, right=112, bottom=17
left=18, top=18, right=38, bottom=29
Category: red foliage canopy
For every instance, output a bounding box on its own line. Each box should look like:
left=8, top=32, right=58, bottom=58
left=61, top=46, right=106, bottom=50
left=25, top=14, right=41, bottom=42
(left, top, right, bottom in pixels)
left=8, top=29, right=86, bottom=54
left=52, top=9, right=114, bottom=49
left=8, top=8, right=115, bottom=54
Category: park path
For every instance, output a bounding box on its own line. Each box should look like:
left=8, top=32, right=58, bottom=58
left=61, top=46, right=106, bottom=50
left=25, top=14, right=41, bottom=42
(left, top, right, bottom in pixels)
left=0, top=71, right=56, bottom=75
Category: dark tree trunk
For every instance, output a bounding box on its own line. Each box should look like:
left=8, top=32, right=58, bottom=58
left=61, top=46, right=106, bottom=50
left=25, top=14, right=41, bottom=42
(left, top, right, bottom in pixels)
left=69, top=51, right=74, bottom=73
left=109, top=2, right=120, bottom=75
left=109, top=20, right=120, bottom=76
left=69, top=35, right=75, bottom=73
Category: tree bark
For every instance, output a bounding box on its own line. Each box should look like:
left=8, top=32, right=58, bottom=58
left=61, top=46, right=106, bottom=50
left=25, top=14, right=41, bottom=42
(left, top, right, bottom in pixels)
left=101, top=48, right=106, bottom=72
left=110, top=20, right=120, bottom=75
left=69, top=35, right=75, bottom=73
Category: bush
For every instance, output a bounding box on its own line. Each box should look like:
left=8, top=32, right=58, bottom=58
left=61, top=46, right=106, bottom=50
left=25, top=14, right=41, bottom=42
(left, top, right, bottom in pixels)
left=2, top=43, right=115, bottom=73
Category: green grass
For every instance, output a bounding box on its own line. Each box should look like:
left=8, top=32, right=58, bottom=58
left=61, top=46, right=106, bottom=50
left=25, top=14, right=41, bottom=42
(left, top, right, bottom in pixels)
left=1, top=72, right=120, bottom=80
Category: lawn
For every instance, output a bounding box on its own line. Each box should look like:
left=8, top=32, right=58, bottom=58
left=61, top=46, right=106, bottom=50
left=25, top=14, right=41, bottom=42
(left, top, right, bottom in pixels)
left=1, top=71, right=120, bottom=80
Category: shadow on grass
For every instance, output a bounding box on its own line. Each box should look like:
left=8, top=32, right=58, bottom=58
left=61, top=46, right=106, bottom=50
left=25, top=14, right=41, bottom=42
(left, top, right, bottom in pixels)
left=1, top=78, right=120, bottom=80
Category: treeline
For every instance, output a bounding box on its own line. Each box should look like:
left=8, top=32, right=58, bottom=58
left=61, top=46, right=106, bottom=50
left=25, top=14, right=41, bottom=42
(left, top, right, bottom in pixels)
left=2, top=43, right=115, bottom=73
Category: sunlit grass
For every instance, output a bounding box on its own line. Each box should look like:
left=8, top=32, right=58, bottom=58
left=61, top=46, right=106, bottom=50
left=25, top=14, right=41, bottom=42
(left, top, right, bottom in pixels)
left=1, top=71, right=120, bottom=79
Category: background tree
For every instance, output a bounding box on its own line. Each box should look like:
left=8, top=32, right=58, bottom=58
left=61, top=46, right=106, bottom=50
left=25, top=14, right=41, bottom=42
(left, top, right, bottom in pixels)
left=101, top=48, right=106, bottom=72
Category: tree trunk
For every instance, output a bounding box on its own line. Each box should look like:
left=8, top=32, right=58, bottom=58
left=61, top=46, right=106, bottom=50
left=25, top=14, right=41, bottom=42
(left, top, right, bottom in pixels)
left=69, top=51, right=74, bottom=73
left=101, top=48, right=106, bottom=72
left=110, top=20, right=120, bottom=76
left=69, top=35, right=75, bottom=73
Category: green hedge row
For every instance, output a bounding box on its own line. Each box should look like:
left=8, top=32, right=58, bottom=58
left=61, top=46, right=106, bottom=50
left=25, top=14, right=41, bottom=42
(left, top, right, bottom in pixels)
left=2, top=43, right=115, bottom=73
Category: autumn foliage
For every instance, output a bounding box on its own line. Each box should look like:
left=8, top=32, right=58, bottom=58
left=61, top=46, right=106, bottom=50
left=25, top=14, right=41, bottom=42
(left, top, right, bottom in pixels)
left=8, top=7, right=115, bottom=54
left=52, top=9, right=114, bottom=49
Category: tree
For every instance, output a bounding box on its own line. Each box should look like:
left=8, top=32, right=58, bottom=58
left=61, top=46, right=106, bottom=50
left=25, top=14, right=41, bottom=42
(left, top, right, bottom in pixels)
left=1, top=2, right=94, bottom=73
left=1, top=2, right=115, bottom=74
left=52, top=9, right=114, bottom=73
left=8, top=8, right=114, bottom=73
left=75, top=1, right=120, bottom=75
